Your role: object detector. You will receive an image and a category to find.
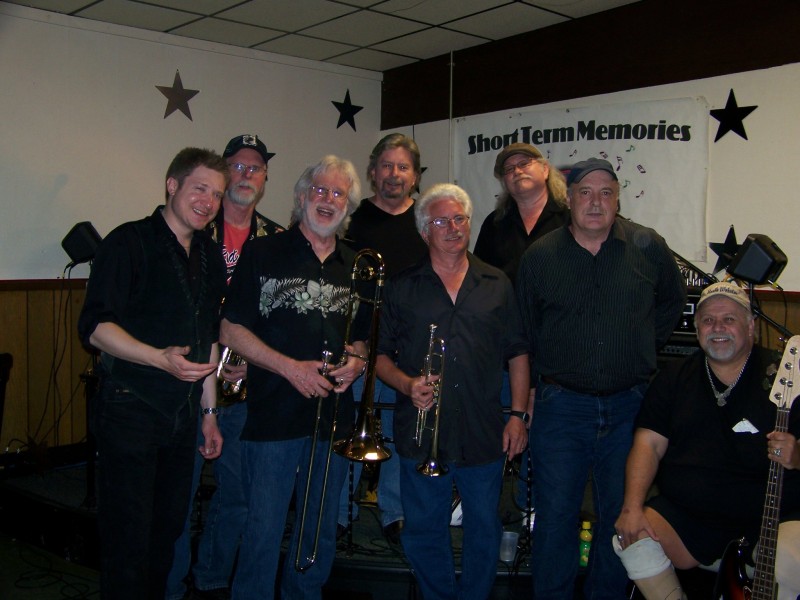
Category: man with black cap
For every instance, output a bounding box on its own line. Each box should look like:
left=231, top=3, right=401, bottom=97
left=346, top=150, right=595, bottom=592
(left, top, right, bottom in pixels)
left=167, top=134, right=283, bottom=600
left=516, top=157, right=686, bottom=599
left=473, top=143, right=570, bottom=522
left=613, top=281, right=800, bottom=600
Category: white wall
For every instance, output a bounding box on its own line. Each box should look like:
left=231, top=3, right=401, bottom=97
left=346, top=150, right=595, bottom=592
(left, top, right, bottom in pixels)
left=401, top=64, right=800, bottom=290
left=0, top=3, right=382, bottom=280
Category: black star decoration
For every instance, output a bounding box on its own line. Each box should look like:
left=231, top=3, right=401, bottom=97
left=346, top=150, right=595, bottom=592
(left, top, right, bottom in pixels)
left=331, top=89, right=363, bottom=131
left=156, top=70, right=199, bottom=121
left=710, top=89, right=757, bottom=142
left=709, top=225, right=740, bottom=274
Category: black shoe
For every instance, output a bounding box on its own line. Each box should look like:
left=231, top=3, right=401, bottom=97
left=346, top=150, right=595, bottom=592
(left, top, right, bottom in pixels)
left=382, top=519, right=404, bottom=545
left=192, top=588, right=231, bottom=600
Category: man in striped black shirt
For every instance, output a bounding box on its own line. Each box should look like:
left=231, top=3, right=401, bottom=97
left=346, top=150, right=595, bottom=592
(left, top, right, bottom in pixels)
left=516, top=158, right=686, bottom=600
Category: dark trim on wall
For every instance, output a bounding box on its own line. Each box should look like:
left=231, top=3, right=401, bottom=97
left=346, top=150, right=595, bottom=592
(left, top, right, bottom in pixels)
left=382, top=0, right=800, bottom=128
left=0, top=279, right=88, bottom=291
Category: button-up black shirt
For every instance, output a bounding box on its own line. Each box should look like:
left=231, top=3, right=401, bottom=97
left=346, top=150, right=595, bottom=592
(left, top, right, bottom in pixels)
left=378, top=254, right=528, bottom=465
left=517, top=217, right=686, bottom=393
left=224, top=226, right=366, bottom=442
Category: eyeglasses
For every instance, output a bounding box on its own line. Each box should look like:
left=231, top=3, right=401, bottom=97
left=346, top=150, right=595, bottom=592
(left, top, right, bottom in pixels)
left=428, top=215, right=469, bottom=229
left=502, top=158, right=535, bottom=175
left=309, top=185, right=347, bottom=201
left=228, top=162, right=267, bottom=176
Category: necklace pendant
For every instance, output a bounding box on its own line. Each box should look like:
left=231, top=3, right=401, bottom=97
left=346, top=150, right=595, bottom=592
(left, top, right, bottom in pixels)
left=716, top=396, right=727, bottom=407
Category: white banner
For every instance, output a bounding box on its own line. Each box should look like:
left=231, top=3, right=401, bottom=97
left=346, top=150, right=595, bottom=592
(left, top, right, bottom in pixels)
left=453, top=98, right=709, bottom=261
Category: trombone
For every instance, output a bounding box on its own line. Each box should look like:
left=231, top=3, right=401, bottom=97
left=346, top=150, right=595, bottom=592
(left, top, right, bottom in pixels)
left=295, top=249, right=391, bottom=572
left=416, top=324, right=448, bottom=477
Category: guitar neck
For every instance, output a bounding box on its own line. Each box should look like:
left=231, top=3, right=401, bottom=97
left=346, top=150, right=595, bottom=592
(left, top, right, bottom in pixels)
left=751, top=405, right=790, bottom=600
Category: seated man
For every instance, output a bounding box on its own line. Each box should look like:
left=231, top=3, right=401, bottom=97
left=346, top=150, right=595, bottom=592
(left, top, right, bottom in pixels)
left=613, top=282, right=800, bottom=600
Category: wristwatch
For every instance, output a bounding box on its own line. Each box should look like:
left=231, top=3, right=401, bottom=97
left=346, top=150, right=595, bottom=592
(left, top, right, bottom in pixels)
left=509, top=410, right=529, bottom=424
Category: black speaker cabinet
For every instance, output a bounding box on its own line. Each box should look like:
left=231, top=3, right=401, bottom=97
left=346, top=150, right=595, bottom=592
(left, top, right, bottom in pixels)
left=62, top=221, right=102, bottom=265
left=728, top=234, right=787, bottom=285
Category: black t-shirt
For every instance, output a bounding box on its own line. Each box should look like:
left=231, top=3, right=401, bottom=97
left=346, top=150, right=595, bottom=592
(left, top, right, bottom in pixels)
left=637, top=345, right=800, bottom=529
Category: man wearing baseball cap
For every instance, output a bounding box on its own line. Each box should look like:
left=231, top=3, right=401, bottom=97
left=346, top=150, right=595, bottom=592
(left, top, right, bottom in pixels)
left=517, top=157, right=686, bottom=598
left=473, top=143, right=570, bottom=524
left=614, top=280, right=800, bottom=599
left=167, top=134, right=284, bottom=600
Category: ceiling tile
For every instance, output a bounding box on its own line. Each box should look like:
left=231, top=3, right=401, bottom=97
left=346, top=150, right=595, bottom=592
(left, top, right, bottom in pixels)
left=372, top=0, right=508, bottom=25
left=4, top=0, right=95, bottom=12
left=327, top=48, right=416, bottom=71
left=138, top=0, right=243, bottom=15
left=216, top=0, right=358, bottom=32
left=446, top=3, right=567, bottom=40
left=255, top=34, right=359, bottom=62
left=373, top=27, right=486, bottom=59
left=171, top=17, right=282, bottom=47
left=303, top=10, right=426, bottom=46
left=75, top=0, right=196, bottom=31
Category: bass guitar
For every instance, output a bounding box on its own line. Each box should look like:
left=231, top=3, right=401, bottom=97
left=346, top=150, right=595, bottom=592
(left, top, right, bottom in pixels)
left=715, top=335, right=800, bottom=600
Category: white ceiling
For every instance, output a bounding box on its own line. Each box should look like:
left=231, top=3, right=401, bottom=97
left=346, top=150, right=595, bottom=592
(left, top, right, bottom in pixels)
left=5, top=0, right=640, bottom=72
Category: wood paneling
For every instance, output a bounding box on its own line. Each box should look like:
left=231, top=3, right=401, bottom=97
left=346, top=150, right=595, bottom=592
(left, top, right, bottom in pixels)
left=0, top=280, right=91, bottom=454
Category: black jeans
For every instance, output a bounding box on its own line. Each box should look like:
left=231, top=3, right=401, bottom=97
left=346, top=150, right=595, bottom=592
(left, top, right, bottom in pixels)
left=93, top=379, right=196, bottom=600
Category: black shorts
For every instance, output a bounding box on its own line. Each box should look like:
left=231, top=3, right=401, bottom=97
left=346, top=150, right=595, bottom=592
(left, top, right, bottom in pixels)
left=645, top=495, right=759, bottom=566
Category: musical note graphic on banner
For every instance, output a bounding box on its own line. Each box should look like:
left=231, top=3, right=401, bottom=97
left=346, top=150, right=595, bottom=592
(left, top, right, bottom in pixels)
left=616, top=156, right=623, bottom=171
left=636, top=164, right=646, bottom=173
left=622, top=179, right=631, bottom=188
left=635, top=190, right=645, bottom=198
left=599, top=151, right=608, bottom=159
left=569, top=148, right=578, bottom=157
left=626, top=145, right=635, bottom=152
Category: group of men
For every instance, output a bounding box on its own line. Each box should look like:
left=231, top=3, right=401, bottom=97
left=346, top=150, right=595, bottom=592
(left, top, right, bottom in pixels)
left=78, top=131, right=800, bottom=600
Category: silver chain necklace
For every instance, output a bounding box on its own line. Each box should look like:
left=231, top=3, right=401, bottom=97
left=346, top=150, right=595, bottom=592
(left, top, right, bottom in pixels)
left=705, top=352, right=750, bottom=407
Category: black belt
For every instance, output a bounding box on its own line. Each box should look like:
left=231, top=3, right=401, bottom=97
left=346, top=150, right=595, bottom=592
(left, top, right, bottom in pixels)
left=540, top=376, right=630, bottom=397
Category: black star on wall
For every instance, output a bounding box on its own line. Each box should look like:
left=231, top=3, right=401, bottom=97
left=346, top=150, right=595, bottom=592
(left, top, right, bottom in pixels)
left=709, top=225, right=740, bottom=274
left=331, top=89, right=363, bottom=131
left=710, top=89, right=757, bottom=142
left=156, top=70, right=199, bottom=121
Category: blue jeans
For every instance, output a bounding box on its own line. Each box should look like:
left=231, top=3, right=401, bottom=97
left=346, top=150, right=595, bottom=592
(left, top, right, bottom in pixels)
left=166, top=402, right=248, bottom=599
left=529, top=381, right=646, bottom=600
left=232, top=436, right=348, bottom=600
left=399, top=455, right=504, bottom=600
left=337, top=376, right=403, bottom=528
left=93, top=380, right=196, bottom=600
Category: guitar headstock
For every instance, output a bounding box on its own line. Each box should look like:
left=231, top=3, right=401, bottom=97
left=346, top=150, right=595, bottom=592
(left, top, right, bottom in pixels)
left=769, top=335, right=800, bottom=410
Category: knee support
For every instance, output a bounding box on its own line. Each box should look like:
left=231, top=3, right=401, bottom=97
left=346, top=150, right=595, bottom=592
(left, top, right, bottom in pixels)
left=612, top=535, right=672, bottom=579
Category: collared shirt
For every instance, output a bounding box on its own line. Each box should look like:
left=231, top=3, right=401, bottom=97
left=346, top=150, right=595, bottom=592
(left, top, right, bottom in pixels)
left=378, top=254, right=528, bottom=465
left=517, top=217, right=687, bottom=393
left=344, top=198, right=428, bottom=279
left=473, top=194, right=569, bottom=287
left=78, top=207, right=226, bottom=416
left=638, top=345, right=800, bottom=528
left=223, top=226, right=365, bottom=442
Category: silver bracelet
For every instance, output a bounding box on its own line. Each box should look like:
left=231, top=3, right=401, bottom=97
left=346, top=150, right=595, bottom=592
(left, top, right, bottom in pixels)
left=201, top=407, right=220, bottom=415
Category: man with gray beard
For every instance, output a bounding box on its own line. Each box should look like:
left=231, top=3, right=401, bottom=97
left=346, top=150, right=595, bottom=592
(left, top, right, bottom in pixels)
left=167, top=134, right=283, bottom=600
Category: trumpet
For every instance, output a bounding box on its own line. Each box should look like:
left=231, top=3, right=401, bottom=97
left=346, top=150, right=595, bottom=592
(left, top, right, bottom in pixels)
left=295, top=249, right=391, bottom=573
left=414, top=324, right=445, bottom=445
left=416, top=324, right=448, bottom=477
left=216, top=346, right=246, bottom=402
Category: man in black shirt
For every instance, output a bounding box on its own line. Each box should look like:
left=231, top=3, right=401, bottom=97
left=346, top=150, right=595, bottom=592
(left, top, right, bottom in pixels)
left=221, top=155, right=368, bottom=599
left=376, top=182, right=529, bottom=600
left=338, top=133, right=428, bottom=543
left=517, top=157, right=686, bottom=599
left=78, top=147, right=228, bottom=600
left=613, top=282, right=800, bottom=600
